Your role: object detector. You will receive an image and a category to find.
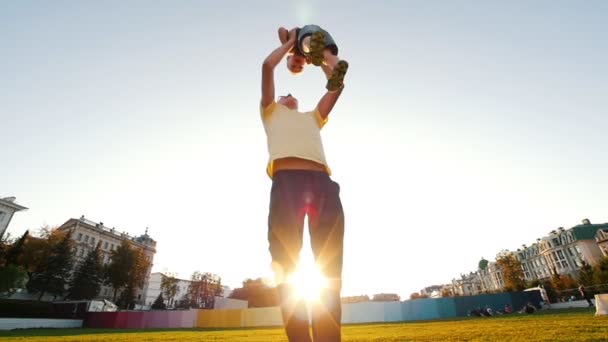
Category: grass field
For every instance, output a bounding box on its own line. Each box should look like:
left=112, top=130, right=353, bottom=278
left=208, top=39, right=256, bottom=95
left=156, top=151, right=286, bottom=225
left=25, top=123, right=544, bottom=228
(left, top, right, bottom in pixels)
left=0, top=309, right=606, bottom=341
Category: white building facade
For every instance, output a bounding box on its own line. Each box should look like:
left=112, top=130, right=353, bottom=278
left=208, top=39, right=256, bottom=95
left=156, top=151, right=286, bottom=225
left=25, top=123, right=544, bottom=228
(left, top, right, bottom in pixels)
left=450, top=219, right=608, bottom=296
left=0, top=196, right=27, bottom=239
left=145, top=272, right=192, bottom=308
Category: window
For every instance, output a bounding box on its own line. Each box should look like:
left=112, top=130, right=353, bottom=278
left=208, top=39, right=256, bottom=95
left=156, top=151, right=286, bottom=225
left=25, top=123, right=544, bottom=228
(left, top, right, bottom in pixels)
left=111, top=244, right=114, bottom=250
left=0, top=211, right=6, bottom=222
left=91, top=237, right=96, bottom=245
left=104, top=242, right=109, bottom=249
left=78, top=248, right=84, bottom=257
left=84, top=235, right=89, bottom=242
left=77, top=233, right=83, bottom=241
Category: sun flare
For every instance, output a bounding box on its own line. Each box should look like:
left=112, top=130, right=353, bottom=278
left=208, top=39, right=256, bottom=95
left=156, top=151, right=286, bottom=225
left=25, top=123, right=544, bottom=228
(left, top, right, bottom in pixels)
left=287, top=260, right=328, bottom=302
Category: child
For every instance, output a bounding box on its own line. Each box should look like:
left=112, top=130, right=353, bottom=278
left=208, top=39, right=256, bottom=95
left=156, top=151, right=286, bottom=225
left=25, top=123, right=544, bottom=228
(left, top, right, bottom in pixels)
left=278, top=25, right=349, bottom=92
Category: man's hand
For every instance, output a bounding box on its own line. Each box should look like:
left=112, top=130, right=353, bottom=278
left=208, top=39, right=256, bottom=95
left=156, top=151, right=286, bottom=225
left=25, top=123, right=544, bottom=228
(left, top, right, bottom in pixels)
left=261, top=31, right=298, bottom=108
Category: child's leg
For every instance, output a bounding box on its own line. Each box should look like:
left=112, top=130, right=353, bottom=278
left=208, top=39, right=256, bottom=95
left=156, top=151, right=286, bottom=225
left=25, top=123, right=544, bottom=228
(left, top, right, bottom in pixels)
left=323, top=49, right=340, bottom=69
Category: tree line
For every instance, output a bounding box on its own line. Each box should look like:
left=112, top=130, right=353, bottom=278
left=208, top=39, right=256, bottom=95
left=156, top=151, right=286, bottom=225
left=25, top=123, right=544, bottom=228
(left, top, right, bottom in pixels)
left=0, top=227, right=150, bottom=309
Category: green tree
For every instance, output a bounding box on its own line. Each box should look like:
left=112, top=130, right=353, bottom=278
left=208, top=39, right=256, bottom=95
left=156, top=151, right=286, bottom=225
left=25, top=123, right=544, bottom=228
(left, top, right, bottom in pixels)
left=4, top=230, right=28, bottom=265
left=117, top=283, right=136, bottom=309
left=229, top=278, right=279, bottom=308
left=551, top=267, right=565, bottom=292
left=478, top=258, right=489, bottom=271
left=151, top=293, right=166, bottom=309
left=106, top=240, right=151, bottom=309
left=105, top=240, right=134, bottom=302
left=593, top=257, right=608, bottom=285
left=161, top=274, right=179, bottom=307
left=495, top=251, right=526, bottom=292
left=0, top=231, right=28, bottom=294
left=21, top=227, right=63, bottom=287
left=67, top=242, right=104, bottom=300
left=578, top=260, right=595, bottom=286
left=27, top=230, right=74, bottom=300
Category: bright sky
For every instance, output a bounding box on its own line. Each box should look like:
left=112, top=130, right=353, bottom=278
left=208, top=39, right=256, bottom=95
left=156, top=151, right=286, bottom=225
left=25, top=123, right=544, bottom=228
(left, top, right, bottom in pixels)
left=2, top=1, right=607, bottom=299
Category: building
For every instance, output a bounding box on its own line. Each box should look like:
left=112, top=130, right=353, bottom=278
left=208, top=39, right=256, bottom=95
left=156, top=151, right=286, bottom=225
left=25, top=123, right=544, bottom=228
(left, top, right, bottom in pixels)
left=452, top=272, right=483, bottom=296
left=57, top=216, right=156, bottom=305
left=477, top=261, right=504, bottom=292
left=372, top=293, right=400, bottom=301
left=420, top=284, right=455, bottom=298
left=145, top=272, right=232, bottom=308
left=595, top=228, right=608, bottom=257
left=0, top=196, right=28, bottom=239
left=455, top=219, right=608, bottom=296
left=145, top=272, right=192, bottom=308
left=514, top=219, right=608, bottom=282
left=341, top=295, right=370, bottom=304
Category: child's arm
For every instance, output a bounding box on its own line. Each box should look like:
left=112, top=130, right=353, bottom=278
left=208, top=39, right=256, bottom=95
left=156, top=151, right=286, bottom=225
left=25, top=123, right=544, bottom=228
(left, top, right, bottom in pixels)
left=316, top=85, right=344, bottom=120
left=278, top=27, right=296, bottom=54
left=261, top=30, right=297, bottom=108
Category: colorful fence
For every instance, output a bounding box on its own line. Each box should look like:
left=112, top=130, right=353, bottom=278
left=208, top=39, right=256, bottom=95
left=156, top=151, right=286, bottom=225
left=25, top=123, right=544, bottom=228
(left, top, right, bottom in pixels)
left=84, top=291, right=542, bottom=329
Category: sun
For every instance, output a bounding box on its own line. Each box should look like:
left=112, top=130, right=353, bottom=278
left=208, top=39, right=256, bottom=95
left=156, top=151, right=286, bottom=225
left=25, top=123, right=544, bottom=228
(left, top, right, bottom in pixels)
left=287, top=259, right=328, bottom=303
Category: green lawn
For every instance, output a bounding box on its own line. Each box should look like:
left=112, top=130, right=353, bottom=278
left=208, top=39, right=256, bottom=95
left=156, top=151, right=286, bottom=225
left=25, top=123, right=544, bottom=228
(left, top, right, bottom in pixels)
left=1, top=309, right=606, bottom=341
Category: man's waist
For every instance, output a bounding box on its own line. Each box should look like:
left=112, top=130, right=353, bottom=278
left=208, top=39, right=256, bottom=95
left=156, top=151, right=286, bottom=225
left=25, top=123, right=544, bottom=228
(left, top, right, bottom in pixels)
left=273, top=157, right=328, bottom=174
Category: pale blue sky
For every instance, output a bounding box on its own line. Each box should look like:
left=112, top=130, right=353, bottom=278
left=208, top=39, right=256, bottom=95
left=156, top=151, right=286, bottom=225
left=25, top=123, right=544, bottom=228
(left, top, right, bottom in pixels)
left=2, top=1, right=607, bottom=297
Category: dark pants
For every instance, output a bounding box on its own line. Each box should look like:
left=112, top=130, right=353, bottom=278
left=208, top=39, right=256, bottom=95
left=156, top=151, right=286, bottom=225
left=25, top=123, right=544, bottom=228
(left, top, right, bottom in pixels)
left=268, top=170, right=345, bottom=342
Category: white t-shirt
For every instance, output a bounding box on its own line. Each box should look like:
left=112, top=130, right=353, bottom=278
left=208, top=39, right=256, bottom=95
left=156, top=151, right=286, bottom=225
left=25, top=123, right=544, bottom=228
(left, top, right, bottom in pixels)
left=261, top=101, right=330, bottom=178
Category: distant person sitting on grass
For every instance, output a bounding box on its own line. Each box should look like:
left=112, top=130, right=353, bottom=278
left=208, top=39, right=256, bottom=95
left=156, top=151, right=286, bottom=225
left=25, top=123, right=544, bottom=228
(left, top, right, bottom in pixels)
left=520, top=302, right=536, bottom=314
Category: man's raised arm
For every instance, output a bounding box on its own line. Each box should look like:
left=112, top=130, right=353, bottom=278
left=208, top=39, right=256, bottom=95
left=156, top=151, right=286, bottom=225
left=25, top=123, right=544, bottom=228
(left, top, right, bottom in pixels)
left=261, top=29, right=297, bottom=108
left=316, top=86, right=344, bottom=120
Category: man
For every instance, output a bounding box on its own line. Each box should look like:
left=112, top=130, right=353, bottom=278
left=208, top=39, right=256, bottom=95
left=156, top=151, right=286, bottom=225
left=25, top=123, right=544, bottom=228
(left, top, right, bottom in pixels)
left=579, top=283, right=594, bottom=307
left=260, top=29, right=346, bottom=342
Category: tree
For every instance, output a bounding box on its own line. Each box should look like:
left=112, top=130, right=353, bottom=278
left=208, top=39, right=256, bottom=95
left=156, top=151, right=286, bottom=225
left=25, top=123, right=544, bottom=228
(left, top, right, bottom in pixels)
left=161, top=274, right=179, bottom=308
left=550, top=267, right=565, bottom=292
left=229, top=278, right=279, bottom=308
left=0, top=231, right=28, bottom=294
left=4, top=230, right=28, bottom=266
left=21, top=227, right=64, bottom=287
left=495, top=251, right=526, bottom=292
left=27, top=230, right=74, bottom=300
left=188, top=271, right=223, bottom=309
left=67, top=241, right=104, bottom=300
left=106, top=240, right=135, bottom=302
left=151, top=293, right=166, bottom=310
left=478, top=258, right=489, bottom=271
left=105, top=240, right=151, bottom=308
left=0, top=264, right=25, bottom=295
left=593, top=257, right=608, bottom=286
left=578, top=260, right=595, bottom=286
